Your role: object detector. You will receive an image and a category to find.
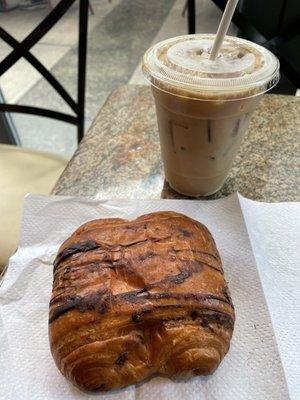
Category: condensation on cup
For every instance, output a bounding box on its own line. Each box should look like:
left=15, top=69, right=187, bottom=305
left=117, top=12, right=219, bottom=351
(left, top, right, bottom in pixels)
left=143, top=34, right=280, bottom=197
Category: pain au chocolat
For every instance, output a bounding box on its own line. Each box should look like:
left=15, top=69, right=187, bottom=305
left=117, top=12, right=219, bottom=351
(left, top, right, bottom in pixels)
left=49, top=211, right=235, bottom=391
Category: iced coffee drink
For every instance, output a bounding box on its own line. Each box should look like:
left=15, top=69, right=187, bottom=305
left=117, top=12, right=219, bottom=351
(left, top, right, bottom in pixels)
left=143, top=35, right=279, bottom=196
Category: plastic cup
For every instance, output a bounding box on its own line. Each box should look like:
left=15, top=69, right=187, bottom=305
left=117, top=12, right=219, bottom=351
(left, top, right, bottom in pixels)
left=142, top=34, right=280, bottom=197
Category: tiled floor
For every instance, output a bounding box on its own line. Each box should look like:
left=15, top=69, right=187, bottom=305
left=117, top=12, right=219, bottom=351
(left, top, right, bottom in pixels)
left=0, top=0, right=255, bottom=157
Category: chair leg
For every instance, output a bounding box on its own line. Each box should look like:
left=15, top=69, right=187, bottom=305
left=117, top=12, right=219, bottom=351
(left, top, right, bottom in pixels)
left=187, top=0, right=196, bottom=34
left=77, top=0, right=89, bottom=143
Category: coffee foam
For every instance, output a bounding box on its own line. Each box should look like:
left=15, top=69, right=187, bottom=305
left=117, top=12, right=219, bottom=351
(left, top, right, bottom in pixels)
left=143, top=34, right=279, bottom=99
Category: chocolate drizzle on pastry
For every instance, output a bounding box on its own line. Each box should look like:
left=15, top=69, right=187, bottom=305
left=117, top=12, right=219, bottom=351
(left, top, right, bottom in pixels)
left=49, top=211, right=235, bottom=391
left=54, top=240, right=99, bottom=270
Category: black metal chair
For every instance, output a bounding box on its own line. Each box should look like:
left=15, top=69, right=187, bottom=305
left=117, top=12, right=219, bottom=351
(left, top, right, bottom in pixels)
left=0, top=0, right=89, bottom=144
left=0, top=0, right=89, bottom=269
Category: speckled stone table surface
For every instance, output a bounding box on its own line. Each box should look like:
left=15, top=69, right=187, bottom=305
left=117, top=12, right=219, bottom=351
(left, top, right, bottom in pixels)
left=53, top=85, right=299, bottom=202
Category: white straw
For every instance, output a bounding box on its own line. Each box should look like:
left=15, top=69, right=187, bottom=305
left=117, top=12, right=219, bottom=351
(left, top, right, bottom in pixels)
left=209, top=0, right=239, bottom=60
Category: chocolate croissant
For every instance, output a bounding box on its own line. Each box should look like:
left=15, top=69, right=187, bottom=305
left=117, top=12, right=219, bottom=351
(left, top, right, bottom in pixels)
left=49, top=211, right=235, bottom=391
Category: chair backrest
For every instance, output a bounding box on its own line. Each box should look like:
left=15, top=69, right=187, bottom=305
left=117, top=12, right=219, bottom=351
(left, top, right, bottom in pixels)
left=0, top=0, right=89, bottom=144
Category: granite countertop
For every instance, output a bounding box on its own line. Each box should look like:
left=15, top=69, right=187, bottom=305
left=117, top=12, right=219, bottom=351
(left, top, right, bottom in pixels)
left=53, top=84, right=299, bottom=202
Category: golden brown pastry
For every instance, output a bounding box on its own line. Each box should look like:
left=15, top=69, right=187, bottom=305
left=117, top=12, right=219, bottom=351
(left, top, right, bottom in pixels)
left=49, top=211, right=234, bottom=391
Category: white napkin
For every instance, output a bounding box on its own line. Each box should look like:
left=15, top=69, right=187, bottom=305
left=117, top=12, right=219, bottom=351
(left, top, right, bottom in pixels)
left=0, top=193, right=297, bottom=400
left=239, top=197, right=300, bottom=399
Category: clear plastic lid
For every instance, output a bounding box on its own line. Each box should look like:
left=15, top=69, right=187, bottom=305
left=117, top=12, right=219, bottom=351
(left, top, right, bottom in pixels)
left=143, top=34, right=280, bottom=96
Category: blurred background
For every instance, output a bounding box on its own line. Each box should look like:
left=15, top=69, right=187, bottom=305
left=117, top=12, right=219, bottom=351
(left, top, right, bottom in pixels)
left=0, top=0, right=299, bottom=270
left=0, top=0, right=299, bottom=157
